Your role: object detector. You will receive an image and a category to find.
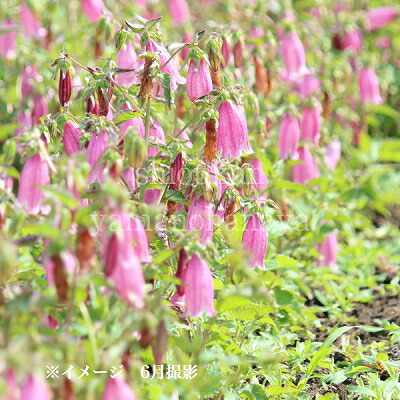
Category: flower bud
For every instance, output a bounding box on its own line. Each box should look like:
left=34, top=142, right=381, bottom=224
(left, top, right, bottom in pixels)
left=125, top=132, right=147, bottom=169
left=241, top=164, right=254, bottom=197
left=3, top=140, right=17, bottom=164
left=170, top=152, right=183, bottom=190
left=206, top=36, right=222, bottom=71
left=59, top=68, right=72, bottom=107
left=115, top=28, right=128, bottom=51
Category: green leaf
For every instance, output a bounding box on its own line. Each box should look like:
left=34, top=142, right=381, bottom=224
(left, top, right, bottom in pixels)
left=275, top=255, right=297, bottom=267
left=113, top=110, right=143, bottom=126
left=265, top=386, right=301, bottom=395
left=346, top=386, right=378, bottom=398
left=0, top=123, right=18, bottom=140
left=273, top=288, right=295, bottom=306
left=273, top=180, right=311, bottom=194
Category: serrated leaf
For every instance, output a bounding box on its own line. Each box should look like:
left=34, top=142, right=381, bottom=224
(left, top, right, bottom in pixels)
left=346, top=386, right=378, bottom=398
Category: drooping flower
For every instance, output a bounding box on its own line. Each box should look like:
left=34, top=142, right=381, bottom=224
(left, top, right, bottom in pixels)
left=21, top=65, right=40, bottom=97
left=4, top=369, right=19, bottom=400
left=0, top=19, right=16, bottom=59
left=147, top=119, right=166, bottom=157
left=122, top=167, right=136, bottom=192
left=291, top=146, right=319, bottom=185
left=146, top=40, right=186, bottom=91
left=366, top=7, right=398, bottom=32
left=278, top=113, right=300, bottom=159
left=20, top=374, right=51, bottom=400
left=249, top=158, right=268, bottom=200
left=87, top=130, right=108, bottom=184
left=358, top=67, right=382, bottom=105
left=300, top=104, right=321, bottom=145
left=17, top=153, right=50, bottom=214
left=186, top=195, right=214, bottom=244
left=341, top=29, right=362, bottom=53
left=102, top=376, right=137, bottom=400
left=324, top=140, right=341, bottom=171
left=116, top=41, right=141, bottom=87
left=316, top=231, right=338, bottom=270
left=20, top=3, right=46, bottom=39
left=216, top=100, right=252, bottom=159
left=183, top=253, right=215, bottom=317
left=62, top=122, right=82, bottom=155
left=242, top=214, right=268, bottom=269
left=31, top=95, right=48, bottom=125
left=104, top=210, right=146, bottom=308
left=280, top=31, right=308, bottom=79
left=186, top=58, right=213, bottom=102
left=168, top=0, right=190, bottom=26
left=131, top=217, right=152, bottom=263
left=81, top=0, right=108, bottom=24
left=120, top=104, right=145, bottom=136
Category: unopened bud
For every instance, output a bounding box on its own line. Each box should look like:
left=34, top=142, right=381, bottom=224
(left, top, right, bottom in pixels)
left=59, top=69, right=72, bottom=107
left=152, top=320, right=168, bottom=365
left=170, top=152, right=183, bottom=191
left=241, top=164, right=254, bottom=197
left=125, top=131, right=147, bottom=168
left=3, top=140, right=17, bottom=164
left=206, top=36, right=222, bottom=72
left=115, top=28, right=128, bottom=51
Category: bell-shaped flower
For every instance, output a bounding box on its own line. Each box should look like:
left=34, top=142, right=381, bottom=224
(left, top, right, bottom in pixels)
left=242, top=214, right=268, bottom=269
left=31, top=95, right=48, bottom=125
left=186, top=58, right=213, bottom=102
left=300, top=104, right=321, bottom=145
left=20, top=374, right=51, bottom=400
left=20, top=3, right=46, bottom=39
left=341, top=30, right=362, bottom=53
left=216, top=100, right=252, bottom=159
left=82, top=0, right=108, bottom=24
left=17, top=153, right=50, bottom=214
left=62, top=122, right=82, bottom=155
left=249, top=158, right=268, bottom=200
left=366, top=7, right=398, bottom=32
left=0, top=19, right=16, bottom=59
left=168, top=0, right=190, bottom=26
left=316, top=231, right=338, bottom=270
left=102, top=376, right=137, bottom=400
left=186, top=195, right=214, bottom=244
left=104, top=210, right=146, bottom=308
left=146, top=40, right=186, bottom=91
left=116, top=41, right=141, bottom=87
left=147, top=119, right=166, bottom=157
left=358, top=67, right=382, bottom=105
left=278, top=113, right=300, bottom=159
left=87, top=130, right=108, bottom=184
left=291, top=146, right=319, bottom=185
left=183, top=253, right=215, bottom=317
left=324, top=140, right=341, bottom=171
left=280, top=31, right=308, bottom=79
